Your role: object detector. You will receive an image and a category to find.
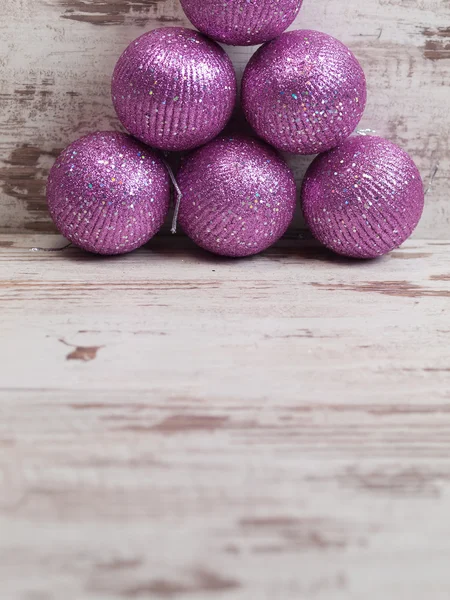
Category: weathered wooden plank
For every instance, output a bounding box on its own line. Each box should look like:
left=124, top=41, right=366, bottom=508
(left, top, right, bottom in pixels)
left=2, top=233, right=450, bottom=399
left=1, top=234, right=450, bottom=598
left=0, top=1, right=449, bottom=236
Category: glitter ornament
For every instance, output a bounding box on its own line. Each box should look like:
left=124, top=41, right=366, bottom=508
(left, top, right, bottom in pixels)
left=301, top=136, right=424, bottom=259
left=47, top=132, right=170, bottom=255
left=177, top=135, right=297, bottom=257
left=180, top=0, right=303, bottom=47
left=112, top=27, right=237, bottom=152
left=242, top=30, right=367, bottom=155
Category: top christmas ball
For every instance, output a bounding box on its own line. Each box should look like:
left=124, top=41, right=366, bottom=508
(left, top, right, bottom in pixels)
left=242, top=30, right=367, bottom=155
left=112, top=27, right=237, bottom=152
left=180, top=0, right=303, bottom=46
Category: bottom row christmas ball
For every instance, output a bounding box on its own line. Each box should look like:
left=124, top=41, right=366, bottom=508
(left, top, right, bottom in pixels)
left=301, top=136, right=424, bottom=259
left=47, top=132, right=170, bottom=255
left=177, top=135, right=297, bottom=257
left=47, top=132, right=423, bottom=260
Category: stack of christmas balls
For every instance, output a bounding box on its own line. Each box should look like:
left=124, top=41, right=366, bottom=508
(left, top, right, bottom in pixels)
left=47, top=0, right=424, bottom=259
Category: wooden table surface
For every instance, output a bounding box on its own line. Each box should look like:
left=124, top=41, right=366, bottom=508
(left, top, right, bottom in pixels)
left=1, top=233, right=450, bottom=599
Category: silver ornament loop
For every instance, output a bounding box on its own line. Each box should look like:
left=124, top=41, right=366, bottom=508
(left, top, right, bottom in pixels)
left=161, top=157, right=183, bottom=235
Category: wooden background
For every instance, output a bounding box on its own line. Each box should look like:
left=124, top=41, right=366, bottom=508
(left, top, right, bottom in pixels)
left=0, top=0, right=449, bottom=236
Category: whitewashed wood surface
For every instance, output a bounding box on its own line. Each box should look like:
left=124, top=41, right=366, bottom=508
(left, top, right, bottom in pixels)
left=0, top=0, right=449, bottom=236
left=1, top=233, right=450, bottom=599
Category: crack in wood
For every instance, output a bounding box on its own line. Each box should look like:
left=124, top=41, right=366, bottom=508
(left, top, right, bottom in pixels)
left=340, top=466, right=450, bottom=497
left=311, top=280, right=450, bottom=298
left=100, top=569, right=241, bottom=597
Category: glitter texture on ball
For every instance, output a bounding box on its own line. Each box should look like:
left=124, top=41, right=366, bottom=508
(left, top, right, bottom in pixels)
left=177, top=135, right=297, bottom=257
left=112, top=27, right=237, bottom=152
left=47, top=132, right=170, bottom=255
left=301, top=136, right=425, bottom=259
left=180, top=0, right=303, bottom=47
left=242, top=30, right=367, bottom=155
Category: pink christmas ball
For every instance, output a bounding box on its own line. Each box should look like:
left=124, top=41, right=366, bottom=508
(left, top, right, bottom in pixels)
left=301, top=136, right=425, bottom=258
left=112, top=27, right=237, bottom=152
left=180, top=0, right=303, bottom=46
left=177, top=135, right=297, bottom=257
left=47, top=132, right=170, bottom=255
left=242, top=30, right=367, bottom=155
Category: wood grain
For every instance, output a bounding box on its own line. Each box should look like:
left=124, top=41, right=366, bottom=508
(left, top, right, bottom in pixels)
left=1, top=233, right=450, bottom=598
left=0, top=0, right=449, bottom=237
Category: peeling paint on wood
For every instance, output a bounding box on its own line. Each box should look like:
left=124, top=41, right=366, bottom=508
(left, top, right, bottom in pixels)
left=422, top=27, right=450, bottom=60
left=311, top=280, right=450, bottom=298
left=58, top=0, right=173, bottom=27
left=117, top=570, right=241, bottom=598
left=59, top=338, right=103, bottom=361
left=0, top=145, right=61, bottom=230
left=390, top=252, right=433, bottom=259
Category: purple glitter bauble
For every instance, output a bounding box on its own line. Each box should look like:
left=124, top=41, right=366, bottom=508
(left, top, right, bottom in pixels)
left=242, top=30, right=367, bottom=155
left=177, top=135, right=297, bottom=257
left=47, top=132, right=170, bottom=255
left=301, top=136, right=425, bottom=259
left=180, top=0, right=303, bottom=46
left=112, top=27, right=237, bottom=152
